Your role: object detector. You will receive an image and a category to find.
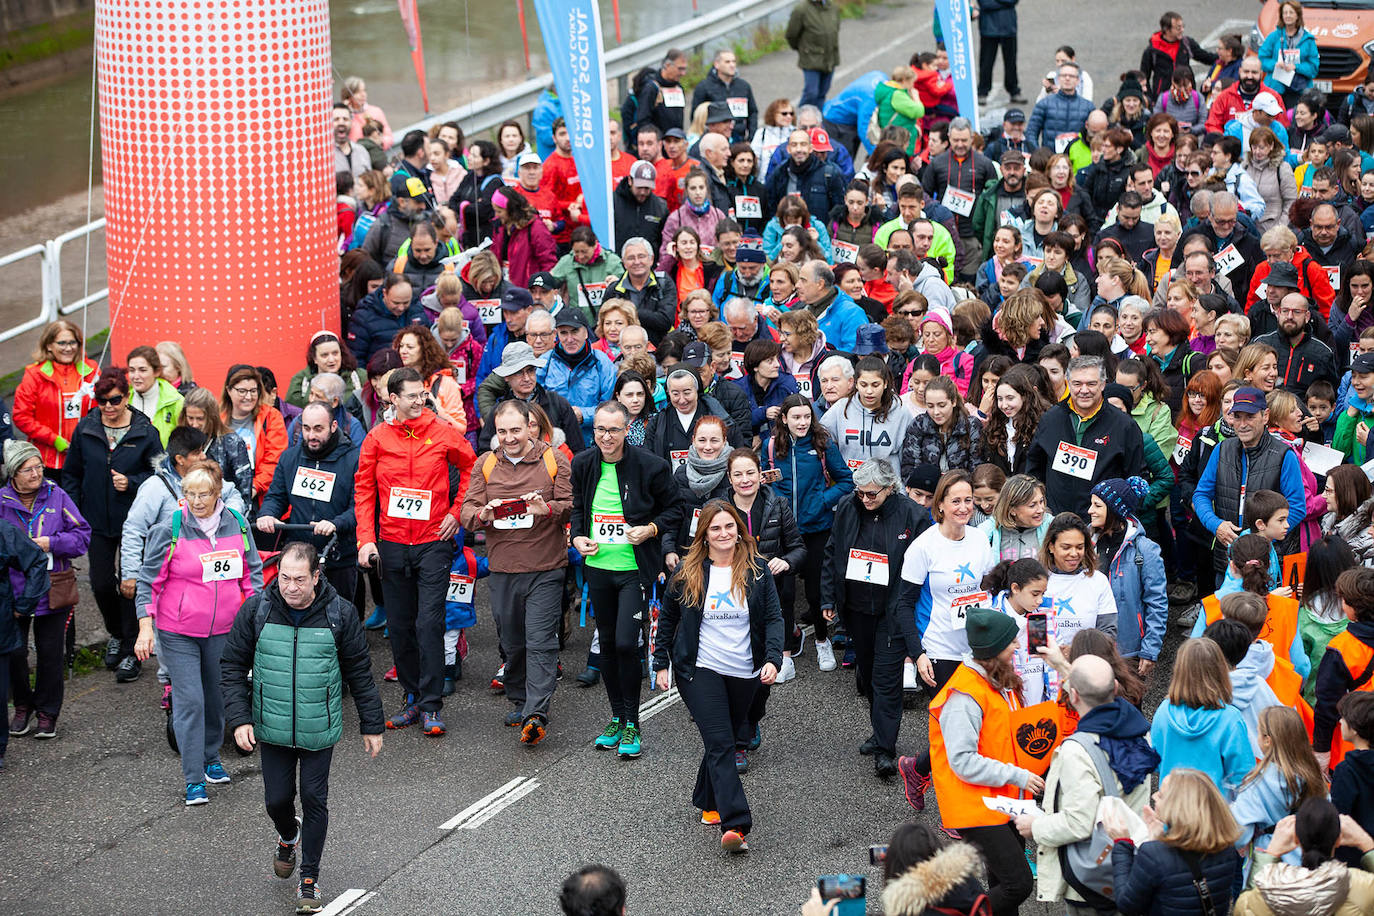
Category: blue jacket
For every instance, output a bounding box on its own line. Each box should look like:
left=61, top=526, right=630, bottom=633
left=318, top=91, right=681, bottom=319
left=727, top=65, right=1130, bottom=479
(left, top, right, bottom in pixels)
left=823, top=71, right=884, bottom=154
left=541, top=343, right=617, bottom=438
left=346, top=287, right=427, bottom=364
left=761, top=431, right=854, bottom=534
left=712, top=265, right=771, bottom=308
left=813, top=288, right=869, bottom=352
left=1150, top=700, right=1254, bottom=793
left=1026, top=90, right=1095, bottom=148
left=1111, top=840, right=1243, bottom=916
left=763, top=153, right=847, bottom=222
left=977, top=0, right=1017, bottom=38
left=733, top=373, right=799, bottom=437
left=445, top=531, right=490, bottom=631
left=532, top=89, right=560, bottom=159
left=1224, top=116, right=1290, bottom=154
left=0, top=518, right=50, bottom=656
left=1105, top=523, right=1168, bottom=662
left=1192, top=439, right=1307, bottom=539
left=1230, top=762, right=1305, bottom=870
left=762, top=215, right=834, bottom=261
left=258, top=430, right=360, bottom=567
left=1258, top=27, right=1320, bottom=96
left=474, top=321, right=522, bottom=391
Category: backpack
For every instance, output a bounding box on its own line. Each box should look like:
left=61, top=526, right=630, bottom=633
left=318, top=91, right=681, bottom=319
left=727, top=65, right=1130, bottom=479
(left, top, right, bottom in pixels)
left=1055, top=732, right=1124, bottom=912
left=480, top=446, right=558, bottom=484
left=166, top=505, right=251, bottom=559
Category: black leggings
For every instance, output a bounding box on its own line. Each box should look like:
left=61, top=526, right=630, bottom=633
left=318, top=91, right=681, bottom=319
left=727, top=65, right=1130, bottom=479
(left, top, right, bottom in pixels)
left=10, top=611, right=70, bottom=717
left=89, top=532, right=136, bottom=653
left=800, top=530, right=829, bottom=641
left=260, top=742, right=333, bottom=880
left=585, top=566, right=645, bottom=725
left=960, top=822, right=1033, bottom=916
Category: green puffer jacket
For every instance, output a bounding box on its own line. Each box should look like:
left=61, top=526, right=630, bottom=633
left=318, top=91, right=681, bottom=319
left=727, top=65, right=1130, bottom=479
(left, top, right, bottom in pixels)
left=786, top=0, right=841, bottom=72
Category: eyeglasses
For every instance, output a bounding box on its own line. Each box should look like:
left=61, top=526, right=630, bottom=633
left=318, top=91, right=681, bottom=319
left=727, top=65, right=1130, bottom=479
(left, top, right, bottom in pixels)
left=52, top=340, right=80, bottom=349
left=1278, top=306, right=1310, bottom=317
left=527, top=330, right=555, bottom=339
left=230, top=387, right=259, bottom=397
left=97, top=395, right=125, bottom=406
left=1186, top=390, right=1207, bottom=399
left=855, top=487, right=888, bottom=502
left=593, top=426, right=626, bottom=436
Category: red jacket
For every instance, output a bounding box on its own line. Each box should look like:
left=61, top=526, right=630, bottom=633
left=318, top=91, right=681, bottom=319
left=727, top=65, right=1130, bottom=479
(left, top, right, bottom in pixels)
left=914, top=68, right=953, bottom=111
left=493, top=219, right=558, bottom=288
left=354, top=410, right=476, bottom=548
left=13, top=358, right=98, bottom=469
left=519, top=182, right=568, bottom=240
left=655, top=156, right=700, bottom=212
left=541, top=151, right=584, bottom=242
left=1246, top=249, right=1336, bottom=320
left=1204, top=83, right=1284, bottom=134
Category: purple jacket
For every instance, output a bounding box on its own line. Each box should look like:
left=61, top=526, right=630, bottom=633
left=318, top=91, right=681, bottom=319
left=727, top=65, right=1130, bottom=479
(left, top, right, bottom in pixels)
left=0, top=481, right=91, bottom=615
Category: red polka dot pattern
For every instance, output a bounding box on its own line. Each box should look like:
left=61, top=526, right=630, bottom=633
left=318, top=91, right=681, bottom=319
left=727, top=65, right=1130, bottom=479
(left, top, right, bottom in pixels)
left=96, top=0, right=337, bottom=388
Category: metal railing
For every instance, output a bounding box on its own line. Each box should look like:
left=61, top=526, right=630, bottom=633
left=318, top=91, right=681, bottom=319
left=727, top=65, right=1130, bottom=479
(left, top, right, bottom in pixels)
left=0, top=0, right=792, bottom=340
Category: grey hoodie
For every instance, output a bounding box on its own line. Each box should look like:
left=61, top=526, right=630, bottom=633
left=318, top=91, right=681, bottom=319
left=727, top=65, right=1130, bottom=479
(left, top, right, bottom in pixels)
left=820, top=396, right=912, bottom=469
left=120, top=456, right=247, bottom=582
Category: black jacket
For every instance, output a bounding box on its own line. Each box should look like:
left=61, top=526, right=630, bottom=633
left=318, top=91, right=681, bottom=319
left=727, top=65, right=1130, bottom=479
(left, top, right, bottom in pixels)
left=652, top=563, right=783, bottom=681
left=1186, top=226, right=1264, bottom=305
left=1254, top=328, right=1339, bottom=400
left=820, top=491, right=926, bottom=653
left=0, top=520, right=51, bottom=656
left=690, top=68, right=758, bottom=142
left=663, top=464, right=732, bottom=558
left=704, top=375, right=753, bottom=446
left=1139, top=33, right=1216, bottom=103
left=734, top=485, right=805, bottom=568
left=220, top=580, right=385, bottom=737
left=448, top=171, right=506, bottom=248
left=1111, top=840, right=1241, bottom=916
left=764, top=153, right=845, bottom=224
left=1024, top=402, right=1145, bottom=518
left=972, top=314, right=1049, bottom=375
left=1077, top=156, right=1135, bottom=232
left=645, top=382, right=743, bottom=462
left=571, top=444, right=683, bottom=591
left=1298, top=227, right=1363, bottom=292
left=633, top=72, right=688, bottom=139
left=612, top=177, right=669, bottom=258
left=60, top=408, right=161, bottom=537
left=258, top=432, right=360, bottom=567
left=606, top=270, right=679, bottom=345
left=478, top=385, right=586, bottom=455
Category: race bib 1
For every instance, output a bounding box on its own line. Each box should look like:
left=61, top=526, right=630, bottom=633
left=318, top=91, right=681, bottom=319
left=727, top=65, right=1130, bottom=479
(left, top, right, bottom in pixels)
left=727, top=97, right=748, bottom=118
left=942, top=186, right=975, bottom=217
left=387, top=487, right=432, bottom=520
left=1214, top=244, right=1244, bottom=276
left=1323, top=264, right=1341, bottom=289
left=200, top=550, right=243, bottom=583
left=62, top=392, right=81, bottom=419
left=291, top=467, right=337, bottom=502
left=733, top=195, right=762, bottom=220
left=1053, top=442, right=1098, bottom=481
left=846, top=548, right=889, bottom=585
left=593, top=513, right=629, bottom=545
left=832, top=240, right=859, bottom=263
left=846, top=458, right=864, bottom=470
left=473, top=299, right=502, bottom=325
left=447, top=573, right=474, bottom=604
left=661, top=86, right=685, bottom=108
left=453, top=359, right=467, bottom=385
left=670, top=449, right=689, bottom=469
left=951, top=591, right=989, bottom=620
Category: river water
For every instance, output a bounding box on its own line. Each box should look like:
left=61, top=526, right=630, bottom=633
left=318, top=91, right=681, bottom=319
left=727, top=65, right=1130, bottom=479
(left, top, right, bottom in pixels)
left=0, top=0, right=734, bottom=218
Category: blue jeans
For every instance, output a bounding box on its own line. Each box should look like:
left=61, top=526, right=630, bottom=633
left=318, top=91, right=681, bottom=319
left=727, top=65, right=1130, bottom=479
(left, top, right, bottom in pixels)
left=800, top=69, right=833, bottom=109
left=160, top=630, right=227, bottom=786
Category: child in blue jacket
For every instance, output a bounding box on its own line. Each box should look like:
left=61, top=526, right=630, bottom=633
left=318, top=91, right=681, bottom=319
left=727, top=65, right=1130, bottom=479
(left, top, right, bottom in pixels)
left=444, top=529, right=490, bottom=696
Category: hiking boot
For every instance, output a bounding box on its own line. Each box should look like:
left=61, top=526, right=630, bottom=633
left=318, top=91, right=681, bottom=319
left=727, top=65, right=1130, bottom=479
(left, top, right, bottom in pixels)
left=296, top=877, right=323, bottom=914
left=273, top=817, right=300, bottom=879
left=8, top=706, right=32, bottom=737
left=385, top=698, right=420, bottom=730
left=520, top=714, right=547, bottom=746
left=594, top=718, right=623, bottom=749
left=421, top=710, right=446, bottom=737
left=617, top=723, right=642, bottom=758
left=32, top=714, right=57, bottom=740
left=859, top=735, right=879, bottom=756
left=897, top=756, right=931, bottom=812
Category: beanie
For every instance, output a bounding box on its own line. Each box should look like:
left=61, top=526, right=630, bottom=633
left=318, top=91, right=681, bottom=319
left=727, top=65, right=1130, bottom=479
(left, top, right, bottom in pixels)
left=1092, top=476, right=1150, bottom=523
left=965, top=607, right=1020, bottom=659
left=2, top=440, right=41, bottom=483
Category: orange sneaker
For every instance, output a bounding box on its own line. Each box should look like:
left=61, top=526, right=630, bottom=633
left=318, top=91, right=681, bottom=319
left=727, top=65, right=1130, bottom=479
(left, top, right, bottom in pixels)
left=721, top=829, right=748, bottom=854
left=700, top=810, right=721, bottom=826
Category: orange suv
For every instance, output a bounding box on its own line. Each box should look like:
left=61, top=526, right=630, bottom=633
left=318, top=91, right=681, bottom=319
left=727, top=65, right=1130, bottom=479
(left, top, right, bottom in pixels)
left=1252, top=0, right=1374, bottom=102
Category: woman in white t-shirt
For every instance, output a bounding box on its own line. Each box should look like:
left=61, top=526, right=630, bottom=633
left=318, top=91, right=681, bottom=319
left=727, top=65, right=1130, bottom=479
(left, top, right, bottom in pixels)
left=652, top=499, right=783, bottom=856
left=1039, top=512, right=1118, bottom=648
left=983, top=557, right=1056, bottom=704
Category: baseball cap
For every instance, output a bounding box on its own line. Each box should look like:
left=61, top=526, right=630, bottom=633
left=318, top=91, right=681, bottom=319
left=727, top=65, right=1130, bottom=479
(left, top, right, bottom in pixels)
left=1231, top=387, right=1268, bottom=414
left=501, top=287, right=534, bottom=311
left=554, top=308, right=590, bottom=329
left=1252, top=93, right=1282, bottom=117
left=663, top=127, right=687, bottom=140
left=527, top=272, right=559, bottom=291
left=1321, top=124, right=1351, bottom=145
left=808, top=127, right=833, bottom=152
left=706, top=101, right=734, bottom=124
left=1003, top=108, right=1026, bottom=123
left=1266, top=261, right=1301, bottom=289
left=681, top=341, right=711, bottom=368
left=389, top=173, right=428, bottom=199
left=515, top=151, right=542, bottom=169
left=1000, top=150, right=1027, bottom=168
left=630, top=160, right=657, bottom=188
left=1353, top=352, right=1374, bottom=375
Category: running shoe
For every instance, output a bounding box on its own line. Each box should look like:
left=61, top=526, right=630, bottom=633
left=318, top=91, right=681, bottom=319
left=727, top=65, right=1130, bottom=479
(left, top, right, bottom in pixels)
left=897, top=756, right=931, bottom=812
left=491, top=664, right=505, bottom=691
left=296, top=877, right=323, bottom=914
left=840, top=648, right=856, bottom=669
left=748, top=724, right=762, bottom=751
left=815, top=639, right=837, bottom=672
left=777, top=655, right=796, bottom=683
left=114, top=655, right=142, bottom=683
left=940, top=827, right=962, bottom=840
left=273, top=817, right=300, bottom=879
left=503, top=709, right=522, bottom=727
left=385, top=698, right=420, bottom=730
left=576, top=666, right=600, bottom=688
left=383, top=665, right=397, bottom=682
left=204, top=762, right=231, bottom=784
left=104, top=636, right=122, bottom=670
left=185, top=782, right=209, bottom=806
left=520, top=714, right=547, bottom=746
left=363, top=605, right=387, bottom=630
left=160, top=684, right=173, bottom=710
left=735, top=750, right=749, bottom=773
left=617, top=723, right=642, bottom=758
left=421, top=711, right=446, bottom=737
left=33, top=714, right=57, bottom=740
left=700, top=810, right=721, bottom=826
left=594, top=718, right=623, bottom=749
left=8, top=706, right=32, bottom=737
left=721, top=830, right=748, bottom=854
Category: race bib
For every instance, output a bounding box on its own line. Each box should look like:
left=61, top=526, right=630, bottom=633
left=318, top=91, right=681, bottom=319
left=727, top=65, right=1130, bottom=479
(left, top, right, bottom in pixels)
left=1171, top=435, right=1192, bottom=466
left=1054, top=133, right=1077, bottom=154
left=291, top=467, right=337, bottom=502
left=688, top=507, right=702, bottom=537
left=447, top=574, right=474, bottom=604
left=593, top=513, right=629, bottom=545
left=472, top=299, right=502, bottom=325
left=733, top=195, right=762, bottom=220
left=200, top=550, right=243, bottom=583
left=661, top=86, right=685, bottom=108
left=727, top=97, right=749, bottom=118
left=942, top=186, right=975, bottom=217
left=1324, top=264, right=1341, bottom=289
left=62, top=392, right=81, bottom=419
left=580, top=281, right=607, bottom=312
left=846, top=548, right=889, bottom=585
left=1053, top=442, right=1098, bottom=481
left=670, top=449, right=689, bottom=469
left=1214, top=244, right=1244, bottom=276
left=387, top=487, right=432, bottom=519
left=846, top=458, right=864, bottom=470
left=951, top=591, right=989, bottom=620
left=832, top=240, right=859, bottom=263
left=453, top=359, right=467, bottom=385
left=796, top=376, right=814, bottom=399
left=492, top=512, right=533, bottom=530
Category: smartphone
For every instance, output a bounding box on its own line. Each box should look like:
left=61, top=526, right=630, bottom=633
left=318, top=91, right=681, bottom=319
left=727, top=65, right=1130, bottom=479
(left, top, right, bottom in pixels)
left=1027, top=612, right=1048, bottom=655
left=492, top=498, right=528, bottom=519
left=867, top=844, right=888, bottom=866
left=761, top=468, right=782, bottom=484
left=817, top=874, right=866, bottom=915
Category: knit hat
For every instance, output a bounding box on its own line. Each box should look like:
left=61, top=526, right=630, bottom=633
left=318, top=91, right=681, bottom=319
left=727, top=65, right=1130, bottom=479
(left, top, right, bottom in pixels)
left=1102, top=382, right=1134, bottom=409
left=905, top=463, right=941, bottom=493
left=921, top=307, right=953, bottom=336
left=966, top=607, right=1020, bottom=659
left=1116, top=77, right=1146, bottom=103
left=2, top=440, right=41, bottom=483
left=736, top=233, right=766, bottom=263
left=1092, top=476, right=1149, bottom=523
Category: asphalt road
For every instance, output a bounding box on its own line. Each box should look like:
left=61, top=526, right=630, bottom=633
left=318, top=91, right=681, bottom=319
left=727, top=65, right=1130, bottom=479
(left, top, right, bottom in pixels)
left=2, top=0, right=1246, bottom=912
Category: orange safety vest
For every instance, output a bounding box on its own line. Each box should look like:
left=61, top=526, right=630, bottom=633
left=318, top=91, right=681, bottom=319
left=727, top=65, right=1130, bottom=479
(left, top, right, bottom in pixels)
left=1202, top=593, right=1303, bottom=707
left=929, top=664, right=1024, bottom=829
left=1325, top=631, right=1374, bottom=767
left=1009, top=700, right=1077, bottom=776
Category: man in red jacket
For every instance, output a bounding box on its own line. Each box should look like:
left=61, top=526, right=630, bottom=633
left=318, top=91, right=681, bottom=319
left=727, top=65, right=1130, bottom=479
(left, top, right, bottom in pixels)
left=541, top=118, right=584, bottom=247
left=355, top=367, right=476, bottom=737
left=515, top=152, right=568, bottom=240
left=1204, top=56, right=1283, bottom=134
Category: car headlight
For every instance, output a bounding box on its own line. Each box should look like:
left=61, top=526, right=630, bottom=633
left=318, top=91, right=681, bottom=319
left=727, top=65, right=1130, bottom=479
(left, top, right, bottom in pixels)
left=1364, top=38, right=1374, bottom=56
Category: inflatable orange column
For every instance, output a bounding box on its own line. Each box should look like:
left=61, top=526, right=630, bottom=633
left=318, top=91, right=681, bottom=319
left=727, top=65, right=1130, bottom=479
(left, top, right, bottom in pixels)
left=96, top=0, right=336, bottom=390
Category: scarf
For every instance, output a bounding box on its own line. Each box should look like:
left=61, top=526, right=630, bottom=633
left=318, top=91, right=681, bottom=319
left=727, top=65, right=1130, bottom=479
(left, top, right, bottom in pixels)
left=687, top=196, right=712, bottom=216
left=1147, top=144, right=1173, bottom=177
left=187, top=501, right=226, bottom=549
left=553, top=341, right=590, bottom=368
left=684, top=445, right=728, bottom=497
left=304, top=426, right=341, bottom=460
left=1074, top=697, right=1161, bottom=792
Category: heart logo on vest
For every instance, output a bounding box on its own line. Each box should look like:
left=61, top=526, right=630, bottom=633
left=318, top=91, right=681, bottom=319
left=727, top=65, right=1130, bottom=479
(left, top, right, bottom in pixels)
left=1016, top=718, right=1058, bottom=759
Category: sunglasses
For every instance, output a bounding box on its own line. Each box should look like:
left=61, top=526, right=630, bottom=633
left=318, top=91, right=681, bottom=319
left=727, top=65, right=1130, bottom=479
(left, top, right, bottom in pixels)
left=898, top=309, right=926, bottom=317
left=97, top=395, right=125, bottom=406
left=1185, top=170, right=1204, bottom=176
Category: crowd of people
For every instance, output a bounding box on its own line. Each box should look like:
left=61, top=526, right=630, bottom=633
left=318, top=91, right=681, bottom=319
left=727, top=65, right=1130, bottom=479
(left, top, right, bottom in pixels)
left=18, top=2, right=1374, bottom=914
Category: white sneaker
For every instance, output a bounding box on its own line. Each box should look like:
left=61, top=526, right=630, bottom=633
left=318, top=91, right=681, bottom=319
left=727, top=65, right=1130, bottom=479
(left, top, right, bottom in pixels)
left=903, top=660, right=919, bottom=690
left=777, top=655, right=797, bottom=683
left=815, top=639, right=837, bottom=672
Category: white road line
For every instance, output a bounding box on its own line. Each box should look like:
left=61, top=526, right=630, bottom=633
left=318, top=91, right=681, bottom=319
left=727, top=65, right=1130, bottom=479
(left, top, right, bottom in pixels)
left=460, top=779, right=542, bottom=830
left=320, top=888, right=369, bottom=916
left=833, top=26, right=928, bottom=84
left=638, top=687, right=682, bottom=722
left=439, top=776, right=531, bottom=830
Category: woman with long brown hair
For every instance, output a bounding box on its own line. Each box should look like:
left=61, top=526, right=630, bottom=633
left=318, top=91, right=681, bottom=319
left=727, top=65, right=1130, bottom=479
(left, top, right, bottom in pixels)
left=652, top=499, right=782, bottom=854
left=981, top=364, right=1048, bottom=475
left=218, top=365, right=288, bottom=503
left=490, top=185, right=557, bottom=287
left=392, top=326, right=465, bottom=431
